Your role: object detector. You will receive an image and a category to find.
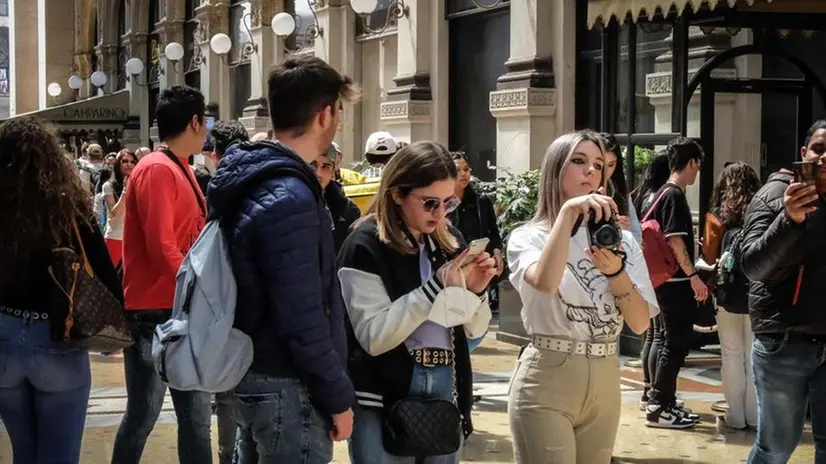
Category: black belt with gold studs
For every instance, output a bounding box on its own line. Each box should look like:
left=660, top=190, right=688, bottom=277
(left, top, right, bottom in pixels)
left=409, top=348, right=455, bottom=367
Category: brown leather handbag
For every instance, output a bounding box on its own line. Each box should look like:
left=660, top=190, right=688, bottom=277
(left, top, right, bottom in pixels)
left=47, top=218, right=133, bottom=352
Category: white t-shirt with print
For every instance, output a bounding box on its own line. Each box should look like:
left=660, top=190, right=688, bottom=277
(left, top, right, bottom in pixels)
left=507, top=223, right=660, bottom=343
left=102, top=181, right=124, bottom=240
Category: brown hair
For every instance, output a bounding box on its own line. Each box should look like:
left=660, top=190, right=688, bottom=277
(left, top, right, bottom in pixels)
left=366, top=141, right=459, bottom=254
left=0, top=117, right=93, bottom=286
left=710, top=161, right=762, bottom=227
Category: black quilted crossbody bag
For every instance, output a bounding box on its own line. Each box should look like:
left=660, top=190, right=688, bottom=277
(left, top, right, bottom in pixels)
left=382, top=326, right=462, bottom=455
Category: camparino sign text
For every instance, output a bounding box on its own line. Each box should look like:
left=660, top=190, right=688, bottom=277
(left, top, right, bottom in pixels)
left=62, top=106, right=128, bottom=121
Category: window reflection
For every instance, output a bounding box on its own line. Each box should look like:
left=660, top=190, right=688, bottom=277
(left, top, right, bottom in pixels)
left=356, top=0, right=396, bottom=37
left=230, top=1, right=252, bottom=63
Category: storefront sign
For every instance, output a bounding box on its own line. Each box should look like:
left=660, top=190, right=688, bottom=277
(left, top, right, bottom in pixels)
left=61, top=106, right=128, bottom=121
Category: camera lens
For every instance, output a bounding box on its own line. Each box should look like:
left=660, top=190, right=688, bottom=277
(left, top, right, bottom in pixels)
left=593, top=224, right=622, bottom=248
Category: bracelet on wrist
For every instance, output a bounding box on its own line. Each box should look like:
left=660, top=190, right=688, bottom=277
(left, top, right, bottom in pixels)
left=687, top=271, right=698, bottom=278
left=603, top=261, right=626, bottom=279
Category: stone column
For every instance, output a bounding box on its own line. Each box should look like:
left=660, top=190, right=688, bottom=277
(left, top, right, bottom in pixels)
left=39, top=0, right=78, bottom=108
left=489, top=0, right=558, bottom=176
left=380, top=0, right=433, bottom=144
left=158, top=18, right=186, bottom=89
left=124, top=33, right=150, bottom=147
left=314, top=0, right=357, bottom=160
left=197, top=0, right=231, bottom=121
left=11, top=0, right=40, bottom=115
left=95, top=44, right=120, bottom=94
left=239, top=0, right=284, bottom=136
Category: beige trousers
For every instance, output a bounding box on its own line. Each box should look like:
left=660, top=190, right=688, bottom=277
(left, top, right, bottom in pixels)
left=507, top=344, right=621, bottom=464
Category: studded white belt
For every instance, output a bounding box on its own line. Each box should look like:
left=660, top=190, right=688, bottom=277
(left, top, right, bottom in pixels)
left=532, top=335, right=617, bottom=357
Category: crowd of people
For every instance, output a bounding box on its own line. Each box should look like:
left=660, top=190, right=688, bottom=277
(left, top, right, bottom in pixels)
left=0, top=51, right=825, bottom=464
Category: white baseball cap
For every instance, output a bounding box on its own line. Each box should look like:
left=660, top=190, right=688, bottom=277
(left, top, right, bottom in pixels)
left=365, top=131, right=398, bottom=156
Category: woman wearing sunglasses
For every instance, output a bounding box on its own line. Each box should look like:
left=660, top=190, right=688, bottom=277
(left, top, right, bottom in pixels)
left=338, top=141, right=496, bottom=463
left=506, top=130, right=659, bottom=463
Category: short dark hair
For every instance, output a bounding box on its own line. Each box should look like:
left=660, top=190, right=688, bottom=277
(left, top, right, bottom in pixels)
left=666, top=137, right=704, bottom=172
left=266, top=55, right=357, bottom=135
left=155, top=86, right=206, bottom=141
left=804, top=120, right=826, bottom=147
left=211, top=120, right=249, bottom=157
left=450, top=150, right=469, bottom=163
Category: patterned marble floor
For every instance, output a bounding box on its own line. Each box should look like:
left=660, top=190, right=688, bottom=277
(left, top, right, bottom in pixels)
left=0, top=336, right=816, bottom=463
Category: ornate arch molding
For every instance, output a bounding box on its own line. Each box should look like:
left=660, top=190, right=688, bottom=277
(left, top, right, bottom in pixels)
left=73, top=0, right=98, bottom=76
left=97, top=0, right=121, bottom=46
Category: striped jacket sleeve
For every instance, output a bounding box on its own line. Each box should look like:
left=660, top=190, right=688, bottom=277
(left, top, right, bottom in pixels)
left=338, top=243, right=491, bottom=357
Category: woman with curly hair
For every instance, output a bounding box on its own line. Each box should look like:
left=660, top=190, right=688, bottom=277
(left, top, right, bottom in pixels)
left=706, top=161, right=762, bottom=430
left=103, top=149, right=138, bottom=266
left=0, top=117, right=123, bottom=462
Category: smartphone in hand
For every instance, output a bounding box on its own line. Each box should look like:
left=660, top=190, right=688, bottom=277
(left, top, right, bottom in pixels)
left=793, top=161, right=818, bottom=207
left=793, top=161, right=817, bottom=186
left=459, top=238, right=490, bottom=268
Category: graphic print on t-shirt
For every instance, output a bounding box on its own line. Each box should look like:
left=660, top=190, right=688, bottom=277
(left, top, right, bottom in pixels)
left=558, top=256, right=621, bottom=340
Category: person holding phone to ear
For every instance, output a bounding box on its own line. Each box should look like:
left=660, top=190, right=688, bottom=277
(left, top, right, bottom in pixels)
left=338, top=141, right=495, bottom=464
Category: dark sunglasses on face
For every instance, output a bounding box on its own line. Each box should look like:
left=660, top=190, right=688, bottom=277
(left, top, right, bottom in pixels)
left=413, top=194, right=461, bottom=214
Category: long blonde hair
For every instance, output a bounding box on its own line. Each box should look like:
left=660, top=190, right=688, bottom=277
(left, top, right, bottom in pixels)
left=367, top=140, right=459, bottom=254
left=532, top=130, right=606, bottom=227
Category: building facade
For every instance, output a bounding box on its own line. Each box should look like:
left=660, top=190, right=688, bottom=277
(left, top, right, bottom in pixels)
left=8, top=0, right=564, bottom=172
left=9, top=0, right=826, bottom=187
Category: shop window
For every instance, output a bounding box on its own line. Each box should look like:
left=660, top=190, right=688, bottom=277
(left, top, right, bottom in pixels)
left=0, top=0, right=8, bottom=17
left=286, top=0, right=317, bottom=49
left=445, top=0, right=509, bottom=18
left=616, top=24, right=671, bottom=135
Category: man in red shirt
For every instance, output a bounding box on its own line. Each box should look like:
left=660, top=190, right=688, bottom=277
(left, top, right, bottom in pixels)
left=112, top=86, right=211, bottom=464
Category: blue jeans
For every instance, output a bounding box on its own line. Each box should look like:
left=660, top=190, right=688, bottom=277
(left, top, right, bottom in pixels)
left=0, top=312, right=91, bottom=464
left=111, top=310, right=212, bottom=464
left=229, top=372, right=333, bottom=464
left=749, top=333, right=826, bottom=464
left=349, top=364, right=463, bottom=464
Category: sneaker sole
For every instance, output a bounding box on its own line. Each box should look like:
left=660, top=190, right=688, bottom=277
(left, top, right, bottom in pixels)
left=645, top=420, right=697, bottom=429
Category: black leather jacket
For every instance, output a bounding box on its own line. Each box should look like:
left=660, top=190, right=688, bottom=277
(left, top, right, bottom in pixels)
left=740, top=170, right=826, bottom=334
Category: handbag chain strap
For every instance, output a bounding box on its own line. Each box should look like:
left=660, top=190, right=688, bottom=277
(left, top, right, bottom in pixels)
left=450, top=327, right=458, bottom=405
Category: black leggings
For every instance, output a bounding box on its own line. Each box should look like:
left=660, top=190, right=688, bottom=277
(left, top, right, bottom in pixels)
left=640, top=314, right=665, bottom=395
left=649, top=280, right=696, bottom=406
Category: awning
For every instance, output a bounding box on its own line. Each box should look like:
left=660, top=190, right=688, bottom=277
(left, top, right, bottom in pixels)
left=587, top=0, right=769, bottom=28
left=12, top=90, right=131, bottom=131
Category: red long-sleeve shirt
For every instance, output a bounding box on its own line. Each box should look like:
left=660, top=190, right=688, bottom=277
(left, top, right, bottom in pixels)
left=122, top=151, right=206, bottom=310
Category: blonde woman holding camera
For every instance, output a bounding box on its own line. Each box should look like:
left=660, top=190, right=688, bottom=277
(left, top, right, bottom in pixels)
left=506, top=130, right=659, bottom=464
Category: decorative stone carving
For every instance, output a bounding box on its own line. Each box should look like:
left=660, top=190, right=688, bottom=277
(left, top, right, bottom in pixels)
left=380, top=100, right=432, bottom=121
left=488, top=88, right=556, bottom=117
left=645, top=68, right=738, bottom=97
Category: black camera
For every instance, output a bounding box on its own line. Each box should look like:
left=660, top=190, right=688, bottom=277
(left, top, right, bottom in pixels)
left=587, top=215, right=622, bottom=249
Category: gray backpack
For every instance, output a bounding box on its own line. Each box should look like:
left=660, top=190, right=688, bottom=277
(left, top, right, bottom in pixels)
left=152, top=219, right=253, bottom=392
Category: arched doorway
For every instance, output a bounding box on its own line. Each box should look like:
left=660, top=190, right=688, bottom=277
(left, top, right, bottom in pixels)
left=683, top=44, right=826, bottom=227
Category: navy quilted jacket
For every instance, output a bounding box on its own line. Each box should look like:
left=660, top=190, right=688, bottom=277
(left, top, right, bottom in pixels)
left=207, top=141, right=355, bottom=415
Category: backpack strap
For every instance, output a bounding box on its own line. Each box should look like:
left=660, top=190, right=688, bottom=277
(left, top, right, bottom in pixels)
left=641, top=185, right=677, bottom=223
left=161, top=148, right=208, bottom=218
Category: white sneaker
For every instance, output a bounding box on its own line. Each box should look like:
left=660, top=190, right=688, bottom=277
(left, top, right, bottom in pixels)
left=645, top=404, right=697, bottom=429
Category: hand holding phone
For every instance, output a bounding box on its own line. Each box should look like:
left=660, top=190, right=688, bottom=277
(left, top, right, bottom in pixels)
left=793, top=161, right=817, bottom=186
left=460, top=238, right=490, bottom=268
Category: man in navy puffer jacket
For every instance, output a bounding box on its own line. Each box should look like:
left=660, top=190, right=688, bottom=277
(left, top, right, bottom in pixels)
left=206, top=54, right=357, bottom=464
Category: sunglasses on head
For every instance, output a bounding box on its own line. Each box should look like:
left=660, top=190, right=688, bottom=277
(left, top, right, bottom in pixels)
left=412, top=194, right=460, bottom=214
